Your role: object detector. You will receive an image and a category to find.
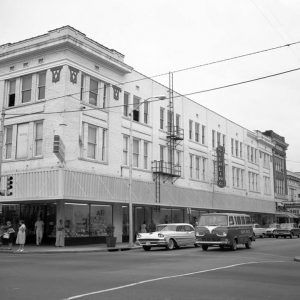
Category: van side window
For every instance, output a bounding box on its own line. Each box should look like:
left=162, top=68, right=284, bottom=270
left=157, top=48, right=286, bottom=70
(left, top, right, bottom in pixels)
left=236, top=216, right=242, bottom=225
left=245, top=217, right=251, bottom=224
left=229, top=216, right=234, bottom=226
left=241, top=216, right=246, bottom=225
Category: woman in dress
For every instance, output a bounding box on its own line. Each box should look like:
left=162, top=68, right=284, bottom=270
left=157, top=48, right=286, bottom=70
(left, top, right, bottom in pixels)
left=16, top=220, right=26, bottom=252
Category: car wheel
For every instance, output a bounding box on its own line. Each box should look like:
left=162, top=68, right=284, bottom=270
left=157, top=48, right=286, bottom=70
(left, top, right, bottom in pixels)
left=194, top=243, right=200, bottom=248
left=219, top=245, right=225, bottom=250
left=231, top=239, right=237, bottom=251
left=245, top=239, right=252, bottom=249
left=284, top=236, right=286, bottom=239
left=202, top=245, right=208, bottom=251
left=143, top=246, right=151, bottom=251
left=166, top=239, right=175, bottom=250
left=290, top=234, right=293, bottom=239
left=261, top=234, right=265, bottom=239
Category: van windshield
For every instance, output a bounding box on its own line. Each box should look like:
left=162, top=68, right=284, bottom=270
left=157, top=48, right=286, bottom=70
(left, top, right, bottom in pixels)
left=198, top=215, right=228, bottom=226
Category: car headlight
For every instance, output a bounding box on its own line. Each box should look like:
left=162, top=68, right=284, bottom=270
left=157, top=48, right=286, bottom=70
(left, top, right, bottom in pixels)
left=158, top=233, right=164, bottom=238
left=212, top=228, right=228, bottom=237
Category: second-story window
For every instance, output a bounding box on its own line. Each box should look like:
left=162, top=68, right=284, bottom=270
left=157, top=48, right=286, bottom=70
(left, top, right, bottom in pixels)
left=160, top=107, right=164, bottom=130
left=38, top=71, right=46, bottom=100
left=202, top=125, right=206, bottom=144
left=133, top=138, right=139, bottom=167
left=144, top=101, right=149, bottom=124
left=89, top=78, right=98, bottom=106
left=212, top=130, right=215, bottom=148
left=16, top=123, right=29, bottom=158
left=34, top=122, right=43, bottom=156
left=133, top=96, right=140, bottom=122
left=8, top=79, right=16, bottom=107
left=22, top=75, right=32, bottom=103
left=87, top=125, right=97, bottom=159
left=123, top=135, right=129, bottom=165
left=144, top=141, right=148, bottom=169
left=123, top=92, right=129, bottom=117
left=217, top=132, right=221, bottom=147
left=189, top=120, right=193, bottom=140
left=5, top=126, right=13, bottom=159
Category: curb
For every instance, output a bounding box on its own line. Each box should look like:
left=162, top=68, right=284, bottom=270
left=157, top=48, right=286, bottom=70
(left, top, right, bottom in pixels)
left=0, top=246, right=142, bottom=254
left=294, top=256, right=300, bottom=262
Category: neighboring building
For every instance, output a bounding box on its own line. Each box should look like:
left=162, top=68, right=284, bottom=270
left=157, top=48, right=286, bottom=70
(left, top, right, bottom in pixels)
left=284, top=170, right=300, bottom=217
left=0, top=26, right=277, bottom=245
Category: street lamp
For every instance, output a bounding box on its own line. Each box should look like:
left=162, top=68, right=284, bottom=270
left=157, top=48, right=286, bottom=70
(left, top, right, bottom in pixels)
left=128, top=95, right=166, bottom=247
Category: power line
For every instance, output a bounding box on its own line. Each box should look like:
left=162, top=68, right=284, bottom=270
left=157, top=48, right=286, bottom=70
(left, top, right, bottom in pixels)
left=5, top=65, right=300, bottom=117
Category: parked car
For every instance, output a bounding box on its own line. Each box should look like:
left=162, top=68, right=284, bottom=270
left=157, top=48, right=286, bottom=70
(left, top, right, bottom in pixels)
left=273, top=223, right=300, bottom=239
left=252, top=223, right=267, bottom=238
left=136, top=223, right=196, bottom=251
left=265, top=223, right=281, bottom=238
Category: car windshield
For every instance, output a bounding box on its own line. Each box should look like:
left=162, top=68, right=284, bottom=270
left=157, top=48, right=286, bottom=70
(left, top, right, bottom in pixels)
left=156, top=225, right=177, bottom=232
left=198, top=215, right=228, bottom=226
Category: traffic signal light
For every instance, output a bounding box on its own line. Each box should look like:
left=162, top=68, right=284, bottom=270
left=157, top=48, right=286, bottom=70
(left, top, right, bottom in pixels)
left=6, top=176, right=13, bottom=196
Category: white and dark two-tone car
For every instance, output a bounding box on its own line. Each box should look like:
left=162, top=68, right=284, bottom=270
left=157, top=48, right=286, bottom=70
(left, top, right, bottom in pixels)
left=136, top=223, right=197, bottom=251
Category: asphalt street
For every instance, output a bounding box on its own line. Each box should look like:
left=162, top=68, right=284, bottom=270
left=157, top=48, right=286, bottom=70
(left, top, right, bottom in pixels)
left=0, top=238, right=299, bottom=300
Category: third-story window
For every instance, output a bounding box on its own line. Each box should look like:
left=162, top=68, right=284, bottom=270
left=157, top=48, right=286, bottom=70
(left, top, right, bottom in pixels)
left=144, top=101, right=149, bottom=124
left=5, top=126, right=13, bottom=159
left=167, top=110, right=173, bottom=132
left=87, top=125, right=97, bottom=159
left=8, top=79, right=16, bottom=107
left=34, top=122, right=43, bottom=156
left=160, top=107, right=164, bottom=130
left=123, top=135, right=129, bottom=165
left=38, top=71, right=46, bottom=100
left=133, top=138, right=139, bottom=167
left=144, top=141, right=148, bottom=169
left=222, top=134, right=226, bottom=148
left=212, top=130, right=215, bottom=148
left=202, top=125, right=205, bottom=144
left=176, top=114, right=180, bottom=134
left=217, top=132, right=221, bottom=147
left=89, top=78, right=98, bottom=106
left=235, top=140, right=239, bottom=157
left=231, top=138, right=234, bottom=155
left=240, top=142, right=243, bottom=158
left=22, top=74, right=32, bottom=103
left=133, top=96, right=140, bottom=122
left=195, top=123, right=199, bottom=142
left=80, top=74, right=84, bottom=101
left=189, top=120, right=193, bottom=140
left=123, top=92, right=129, bottom=117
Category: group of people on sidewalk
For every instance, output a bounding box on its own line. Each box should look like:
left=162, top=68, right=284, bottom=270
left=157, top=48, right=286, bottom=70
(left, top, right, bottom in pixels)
left=0, top=217, right=65, bottom=251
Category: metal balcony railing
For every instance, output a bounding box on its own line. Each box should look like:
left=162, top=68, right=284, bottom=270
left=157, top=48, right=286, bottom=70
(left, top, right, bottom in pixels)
left=151, top=160, right=181, bottom=177
left=166, top=126, right=184, bottom=140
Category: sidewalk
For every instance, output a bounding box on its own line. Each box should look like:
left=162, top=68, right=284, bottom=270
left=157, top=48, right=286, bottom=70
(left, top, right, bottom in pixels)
left=0, top=243, right=141, bottom=254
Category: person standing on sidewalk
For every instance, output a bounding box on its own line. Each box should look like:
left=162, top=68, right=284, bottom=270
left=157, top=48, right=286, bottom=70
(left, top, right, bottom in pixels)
left=16, top=220, right=26, bottom=252
left=55, top=219, right=65, bottom=247
left=3, top=221, right=15, bottom=250
left=34, top=216, right=44, bottom=246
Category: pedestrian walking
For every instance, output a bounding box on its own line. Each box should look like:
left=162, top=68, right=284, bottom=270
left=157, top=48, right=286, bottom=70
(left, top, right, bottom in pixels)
left=16, top=220, right=26, bottom=252
left=35, top=216, right=44, bottom=245
left=55, top=219, right=65, bottom=247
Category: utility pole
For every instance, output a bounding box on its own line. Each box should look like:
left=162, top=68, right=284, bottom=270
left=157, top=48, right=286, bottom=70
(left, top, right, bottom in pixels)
left=0, top=109, right=5, bottom=189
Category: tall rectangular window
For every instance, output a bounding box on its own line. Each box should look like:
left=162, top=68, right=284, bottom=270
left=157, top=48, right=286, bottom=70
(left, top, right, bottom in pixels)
left=8, top=79, right=16, bottom=107
left=34, top=122, right=43, bottom=156
left=176, top=114, right=180, bottom=134
left=80, top=74, right=84, bottom=101
left=101, top=128, right=107, bottom=161
left=123, top=135, right=129, bottom=165
left=87, top=125, right=97, bottom=159
left=102, top=83, right=108, bottom=108
left=195, top=156, right=200, bottom=179
left=144, top=101, right=149, bottom=124
left=5, top=126, right=13, bottom=159
left=222, top=134, right=226, bottom=148
left=22, top=75, right=32, bottom=103
left=189, top=154, right=193, bottom=178
left=89, top=78, right=98, bottom=106
left=212, top=130, right=215, bottom=148
left=195, top=123, right=200, bottom=142
left=38, top=71, right=46, bottom=100
left=202, top=125, right=205, bottom=144
left=202, top=157, right=206, bottom=180
left=189, top=120, right=193, bottom=140
left=167, top=110, right=173, bottom=132
left=240, top=142, right=243, bottom=158
left=133, top=96, right=140, bottom=122
left=160, top=107, right=164, bottom=130
left=217, top=132, right=221, bottom=146
left=144, top=141, right=148, bottom=169
left=231, top=138, right=234, bottom=155
left=123, top=92, right=129, bottom=117
left=133, top=139, right=139, bottom=167
left=160, top=145, right=164, bottom=161
left=235, top=140, right=239, bottom=157
left=241, top=170, right=244, bottom=188
left=16, top=123, right=29, bottom=158
left=232, top=167, right=236, bottom=187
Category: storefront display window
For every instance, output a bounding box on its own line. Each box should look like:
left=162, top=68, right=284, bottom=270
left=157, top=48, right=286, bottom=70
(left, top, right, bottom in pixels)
left=90, top=205, right=112, bottom=236
left=65, top=203, right=89, bottom=238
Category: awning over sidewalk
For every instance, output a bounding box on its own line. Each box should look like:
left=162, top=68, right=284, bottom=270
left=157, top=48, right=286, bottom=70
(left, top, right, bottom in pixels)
left=275, top=212, right=299, bottom=219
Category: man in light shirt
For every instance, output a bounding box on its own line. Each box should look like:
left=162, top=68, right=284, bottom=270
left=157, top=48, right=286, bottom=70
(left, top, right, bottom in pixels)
left=35, top=216, right=44, bottom=246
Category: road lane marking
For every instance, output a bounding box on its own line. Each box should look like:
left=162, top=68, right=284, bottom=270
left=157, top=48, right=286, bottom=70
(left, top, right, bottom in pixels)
left=65, top=260, right=286, bottom=300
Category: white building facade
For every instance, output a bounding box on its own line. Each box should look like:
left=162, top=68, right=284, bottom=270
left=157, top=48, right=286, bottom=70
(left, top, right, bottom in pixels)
left=0, top=26, right=276, bottom=245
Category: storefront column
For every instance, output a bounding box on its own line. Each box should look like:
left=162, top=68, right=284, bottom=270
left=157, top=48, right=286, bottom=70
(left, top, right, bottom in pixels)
left=113, top=204, right=123, bottom=243
left=56, top=200, right=65, bottom=225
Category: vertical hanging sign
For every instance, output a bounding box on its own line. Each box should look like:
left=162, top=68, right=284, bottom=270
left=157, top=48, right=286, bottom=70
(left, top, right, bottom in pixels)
left=216, top=145, right=226, bottom=188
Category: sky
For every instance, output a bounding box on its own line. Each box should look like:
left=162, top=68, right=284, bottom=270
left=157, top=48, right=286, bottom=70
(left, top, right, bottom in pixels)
left=1, top=0, right=300, bottom=171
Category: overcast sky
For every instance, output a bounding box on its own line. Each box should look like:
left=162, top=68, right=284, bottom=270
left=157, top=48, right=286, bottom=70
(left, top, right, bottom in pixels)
left=1, top=0, right=300, bottom=171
